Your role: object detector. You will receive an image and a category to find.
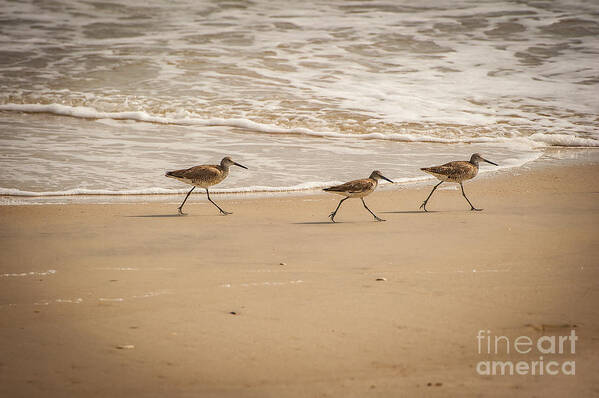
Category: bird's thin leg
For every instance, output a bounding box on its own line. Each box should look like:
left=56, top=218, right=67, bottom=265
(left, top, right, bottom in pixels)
left=419, top=181, right=443, bottom=212
left=460, top=182, right=481, bottom=211
left=177, top=186, right=195, bottom=215
left=361, top=198, right=385, bottom=222
left=206, top=188, right=231, bottom=215
left=329, top=197, right=348, bottom=223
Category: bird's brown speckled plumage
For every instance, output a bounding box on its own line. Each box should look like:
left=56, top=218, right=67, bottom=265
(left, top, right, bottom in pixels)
left=165, top=156, right=247, bottom=215
left=323, top=170, right=393, bottom=222
left=324, top=178, right=378, bottom=198
left=421, top=160, right=478, bottom=183
left=419, top=153, right=498, bottom=212
left=166, top=164, right=229, bottom=188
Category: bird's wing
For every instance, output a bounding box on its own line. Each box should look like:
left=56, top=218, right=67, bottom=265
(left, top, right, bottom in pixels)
left=186, top=165, right=221, bottom=181
left=167, top=165, right=220, bottom=180
left=325, top=178, right=374, bottom=193
left=421, top=161, right=471, bottom=178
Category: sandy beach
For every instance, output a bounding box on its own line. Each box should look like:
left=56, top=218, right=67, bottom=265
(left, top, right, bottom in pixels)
left=1, top=154, right=598, bottom=397
left=2, top=1, right=598, bottom=396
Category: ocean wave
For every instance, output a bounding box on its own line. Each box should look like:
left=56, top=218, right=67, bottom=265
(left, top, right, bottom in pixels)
left=3, top=102, right=596, bottom=147
left=528, top=133, right=599, bottom=147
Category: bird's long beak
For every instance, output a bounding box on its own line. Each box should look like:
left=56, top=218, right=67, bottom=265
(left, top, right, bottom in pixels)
left=381, top=175, right=394, bottom=183
left=234, top=162, right=248, bottom=169
left=484, top=158, right=498, bottom=166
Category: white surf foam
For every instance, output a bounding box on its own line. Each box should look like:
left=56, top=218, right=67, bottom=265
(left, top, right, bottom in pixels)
left=529, top=133, right=599, bottom=147
left=1, top=269, right=57, bottom=277
left=0, top=181, right=340, bottom=197
left=3, top=103, right=596, bottom=147
left=0, top=174, right=515, bottom=198
left=0, top=149, right=543, bottom=199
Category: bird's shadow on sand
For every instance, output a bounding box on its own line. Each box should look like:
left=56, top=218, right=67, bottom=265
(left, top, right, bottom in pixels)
left=293, top=221, right=338, bottom=225
left=293, top=221, right=366, bottom=225
left=382, top=210, right=437, bottom=214
left=126, top=213, right=227, bottom=218
left=292, top=220, right=379, bottom=225
left=126, top=214, right=187, bottom=218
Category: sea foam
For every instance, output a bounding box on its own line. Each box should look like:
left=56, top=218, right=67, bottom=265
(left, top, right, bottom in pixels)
left=2, top=103, right=596, bottom=147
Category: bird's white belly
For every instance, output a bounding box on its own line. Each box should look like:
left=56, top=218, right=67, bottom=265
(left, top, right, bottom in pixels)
left=431, top=172, right=474, bottom=183
left=170, top=176, right=211, bottom=188
left=430, top=172, right=454, bottom=182
left=345, top=189, right=373, bottom=198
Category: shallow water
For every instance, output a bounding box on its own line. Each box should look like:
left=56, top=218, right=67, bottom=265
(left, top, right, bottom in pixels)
left=1, top=0, right=598, bottom=201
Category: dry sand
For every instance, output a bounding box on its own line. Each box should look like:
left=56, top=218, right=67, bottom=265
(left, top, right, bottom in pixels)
left=1, top=154, right=598, bottom=397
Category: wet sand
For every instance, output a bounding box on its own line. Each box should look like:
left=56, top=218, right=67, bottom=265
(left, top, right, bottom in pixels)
left=1, top=157, right=598, bottom=397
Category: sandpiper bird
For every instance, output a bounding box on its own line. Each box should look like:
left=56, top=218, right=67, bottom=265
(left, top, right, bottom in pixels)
left=419, top=153, right=497, bottom=212
left=165, top=156, right=247, bottom=215
left=323, top=170, right=393, bottom=223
